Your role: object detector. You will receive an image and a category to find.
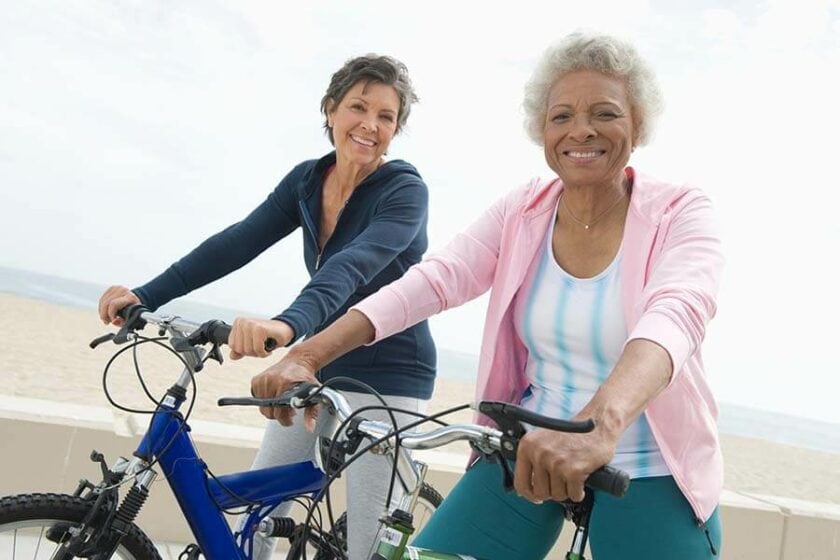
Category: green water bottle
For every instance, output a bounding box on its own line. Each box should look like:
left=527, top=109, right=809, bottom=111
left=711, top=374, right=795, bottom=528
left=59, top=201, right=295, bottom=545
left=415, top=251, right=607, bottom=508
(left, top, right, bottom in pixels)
left=370, top=509, right=414, bottom=560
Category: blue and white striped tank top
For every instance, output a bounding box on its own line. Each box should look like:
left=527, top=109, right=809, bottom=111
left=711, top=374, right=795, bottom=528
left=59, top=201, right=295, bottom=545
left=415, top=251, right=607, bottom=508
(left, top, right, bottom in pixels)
left=513, top=217, right=670, bottom=479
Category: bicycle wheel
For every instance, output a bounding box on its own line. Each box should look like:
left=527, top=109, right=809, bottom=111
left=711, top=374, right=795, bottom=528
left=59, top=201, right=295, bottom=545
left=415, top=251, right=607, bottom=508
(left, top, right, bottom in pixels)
left=294, top=482, right=443, bottom=560
left=0, top=493, right=161, bottom=560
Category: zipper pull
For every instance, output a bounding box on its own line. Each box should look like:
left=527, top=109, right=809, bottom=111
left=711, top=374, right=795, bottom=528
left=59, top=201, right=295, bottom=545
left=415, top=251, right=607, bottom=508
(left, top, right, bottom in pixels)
left=697, top=519, right=718, bottom=556
left=315, top=252, right=323, bottom=270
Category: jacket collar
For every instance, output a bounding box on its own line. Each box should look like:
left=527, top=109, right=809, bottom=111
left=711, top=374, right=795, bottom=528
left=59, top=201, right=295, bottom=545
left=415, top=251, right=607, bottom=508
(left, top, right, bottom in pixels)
left=520, top=167, right=686, bottom=227
left=302, top=151, right=338, bottom=200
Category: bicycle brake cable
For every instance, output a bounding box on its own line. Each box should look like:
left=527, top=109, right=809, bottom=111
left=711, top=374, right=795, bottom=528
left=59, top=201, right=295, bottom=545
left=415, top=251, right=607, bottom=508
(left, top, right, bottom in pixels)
left=301, top=399, right=470, bottom=560
left=99, top=335, right=198, bottom=490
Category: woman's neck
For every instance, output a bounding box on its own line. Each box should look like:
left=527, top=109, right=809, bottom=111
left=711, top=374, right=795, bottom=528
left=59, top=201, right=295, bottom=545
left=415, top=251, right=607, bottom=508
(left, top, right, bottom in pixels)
left=561, top=175, right=630, bottom=224
left=330, top=152, right=383, bottom=198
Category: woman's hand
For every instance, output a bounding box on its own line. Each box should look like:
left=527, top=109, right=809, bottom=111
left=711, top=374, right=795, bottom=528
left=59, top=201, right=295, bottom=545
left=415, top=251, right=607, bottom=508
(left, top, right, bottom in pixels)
left=229, top=318, right=295, bottom=360
left=513, top=340, right=671, bottom=503
left=514, top=424, right=618, bottom=504
left=98, top=285, right=141, bottom=326
left=250, top=356, right=320, bottom=431
left=247, top=309, right=376, bottom=431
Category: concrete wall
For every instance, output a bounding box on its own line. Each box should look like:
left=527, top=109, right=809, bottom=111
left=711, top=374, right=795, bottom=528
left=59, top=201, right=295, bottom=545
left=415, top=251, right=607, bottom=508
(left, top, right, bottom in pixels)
left=2, top=395, right=839, bottom=559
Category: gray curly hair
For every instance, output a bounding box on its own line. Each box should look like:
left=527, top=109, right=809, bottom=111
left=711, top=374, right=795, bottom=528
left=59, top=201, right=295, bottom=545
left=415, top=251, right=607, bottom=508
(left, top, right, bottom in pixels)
left=321, top=54, right=419, bottom=145
left=523, top=32, right=664, bottom=147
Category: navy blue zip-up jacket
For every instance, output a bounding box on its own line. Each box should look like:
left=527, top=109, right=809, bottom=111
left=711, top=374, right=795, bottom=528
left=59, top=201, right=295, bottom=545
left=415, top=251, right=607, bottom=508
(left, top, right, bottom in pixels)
left=134, top=152, right=436, bottom=399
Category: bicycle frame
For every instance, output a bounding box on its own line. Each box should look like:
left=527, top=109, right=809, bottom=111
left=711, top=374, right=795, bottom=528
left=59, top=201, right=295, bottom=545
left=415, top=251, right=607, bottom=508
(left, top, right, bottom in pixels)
left=134, top=387, right=327, bottom=559
left=89, top=308, right=433, bottom=560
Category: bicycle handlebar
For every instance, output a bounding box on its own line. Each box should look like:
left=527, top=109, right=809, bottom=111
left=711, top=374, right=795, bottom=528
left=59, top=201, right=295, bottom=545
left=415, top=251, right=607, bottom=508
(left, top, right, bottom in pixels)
left=107, top=305, right=277, bottom=352
left=219, top=384, right=630, bottom=498
left=99, top=308, right=627, bottom=497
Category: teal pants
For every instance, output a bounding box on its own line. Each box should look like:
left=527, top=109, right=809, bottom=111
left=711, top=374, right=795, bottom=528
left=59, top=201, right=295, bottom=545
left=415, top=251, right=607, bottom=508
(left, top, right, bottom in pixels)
left=413, top=460, right=722, bottom=560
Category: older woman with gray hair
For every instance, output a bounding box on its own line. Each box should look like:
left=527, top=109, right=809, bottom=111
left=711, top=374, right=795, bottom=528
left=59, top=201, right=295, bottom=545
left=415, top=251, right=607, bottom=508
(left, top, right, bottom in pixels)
left=98, top=54, right=435, bottom=559
left=253, top=32, right=725, bottom=559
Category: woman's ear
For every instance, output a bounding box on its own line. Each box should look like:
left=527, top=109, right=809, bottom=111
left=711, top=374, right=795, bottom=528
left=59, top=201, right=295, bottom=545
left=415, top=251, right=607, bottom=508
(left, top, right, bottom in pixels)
left=325, top=99, right=335, bottom=128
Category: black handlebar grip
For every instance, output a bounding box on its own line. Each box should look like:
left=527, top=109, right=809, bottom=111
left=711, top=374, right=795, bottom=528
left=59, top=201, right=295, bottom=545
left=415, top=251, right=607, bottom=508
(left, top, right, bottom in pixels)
left=117, top=304, right=147, bottom=322
left=207, top=321, right=276, bottom=351
left=207, top=322, right=232, bottom=346
left=585, top=465, right=630, bottom=497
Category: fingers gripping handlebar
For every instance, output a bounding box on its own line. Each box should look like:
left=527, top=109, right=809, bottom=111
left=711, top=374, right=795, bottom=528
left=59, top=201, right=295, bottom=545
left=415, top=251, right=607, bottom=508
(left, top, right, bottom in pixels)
left=186, top=321, right=278, bottom=352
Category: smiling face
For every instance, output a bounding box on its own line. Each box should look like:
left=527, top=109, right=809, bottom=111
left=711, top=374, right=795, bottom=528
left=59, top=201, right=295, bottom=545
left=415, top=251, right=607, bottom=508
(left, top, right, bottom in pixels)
left=327, top=80, right=400, bottom=169
left=543, top=69, right=637, bottom=189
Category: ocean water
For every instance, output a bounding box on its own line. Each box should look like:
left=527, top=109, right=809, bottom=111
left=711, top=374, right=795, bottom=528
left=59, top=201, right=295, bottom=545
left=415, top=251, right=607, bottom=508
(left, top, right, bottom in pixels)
left=3, top=265, right=840, bottom=455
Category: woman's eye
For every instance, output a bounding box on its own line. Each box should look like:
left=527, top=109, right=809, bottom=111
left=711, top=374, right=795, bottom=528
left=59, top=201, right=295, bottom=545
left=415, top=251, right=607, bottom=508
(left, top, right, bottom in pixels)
left=381, top=114, right=395, bottom=122
left=551, top=113, right=570, bottom=123
left=597, top=112, right=618, bottom=119
left=350, top=103, right=365, bottom=111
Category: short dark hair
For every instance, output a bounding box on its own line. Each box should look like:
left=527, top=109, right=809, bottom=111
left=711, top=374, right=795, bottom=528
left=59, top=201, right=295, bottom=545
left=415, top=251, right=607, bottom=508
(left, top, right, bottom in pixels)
left=321, top=54, right=419, bottom=145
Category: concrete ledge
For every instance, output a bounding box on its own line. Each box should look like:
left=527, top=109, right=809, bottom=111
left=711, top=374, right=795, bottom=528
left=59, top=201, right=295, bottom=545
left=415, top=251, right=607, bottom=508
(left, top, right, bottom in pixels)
left=2, top=396, right=840, bottom=559
left=745, top=494, right=840, bottom=559
left=719, top=490, right=786, bottom=559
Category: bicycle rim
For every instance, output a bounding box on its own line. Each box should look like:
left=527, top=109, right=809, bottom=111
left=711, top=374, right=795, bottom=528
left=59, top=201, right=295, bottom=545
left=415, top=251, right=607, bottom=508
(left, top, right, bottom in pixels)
left=0, top=518, right=145, bottom=560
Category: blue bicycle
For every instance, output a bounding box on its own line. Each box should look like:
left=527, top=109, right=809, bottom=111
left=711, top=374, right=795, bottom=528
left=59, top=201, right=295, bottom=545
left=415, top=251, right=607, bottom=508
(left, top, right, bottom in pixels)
left=0, top=306, right=442, bottom=560
left=0, top=306, right=629, bottom=559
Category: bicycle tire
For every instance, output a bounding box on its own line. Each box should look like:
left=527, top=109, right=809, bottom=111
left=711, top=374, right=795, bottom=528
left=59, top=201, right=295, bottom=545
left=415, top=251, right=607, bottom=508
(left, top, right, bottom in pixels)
left=288, top=482, right=443, bottom=560
left=0, top=493, right=162, bottom=560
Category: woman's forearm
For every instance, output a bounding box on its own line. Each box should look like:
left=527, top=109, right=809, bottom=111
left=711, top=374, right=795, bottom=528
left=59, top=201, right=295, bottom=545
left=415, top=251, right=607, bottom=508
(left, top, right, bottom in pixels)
left=285, top=309, right=375, bottom=372
left=576, top=338, right=672, bottom=439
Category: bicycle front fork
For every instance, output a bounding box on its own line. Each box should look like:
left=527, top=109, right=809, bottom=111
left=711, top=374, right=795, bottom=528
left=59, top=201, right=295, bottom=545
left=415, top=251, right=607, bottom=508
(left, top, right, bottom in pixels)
left=564, top=490, right=595, bottom=560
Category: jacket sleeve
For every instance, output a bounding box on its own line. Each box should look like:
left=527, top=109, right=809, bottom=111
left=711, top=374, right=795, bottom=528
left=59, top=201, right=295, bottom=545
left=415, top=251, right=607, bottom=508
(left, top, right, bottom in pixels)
left=352, top=183, right=527, bottom=343
left=274, top=178, right=429, bottom=342
left=133, top=169, right=301, bottom=311
left=627, top=190, right=724, bottom=378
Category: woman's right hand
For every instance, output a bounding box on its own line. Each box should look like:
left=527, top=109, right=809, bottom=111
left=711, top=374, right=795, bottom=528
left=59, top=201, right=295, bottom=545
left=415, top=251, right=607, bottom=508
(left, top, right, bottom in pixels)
left=229, top=318, right=294, bottom=360
left=98, top=285, right=141, bottom=326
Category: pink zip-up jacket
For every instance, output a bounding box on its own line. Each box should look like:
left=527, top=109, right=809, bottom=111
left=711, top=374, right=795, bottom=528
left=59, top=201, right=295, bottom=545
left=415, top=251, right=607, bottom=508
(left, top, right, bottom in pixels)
left=353, top=169, right=724, bottom=522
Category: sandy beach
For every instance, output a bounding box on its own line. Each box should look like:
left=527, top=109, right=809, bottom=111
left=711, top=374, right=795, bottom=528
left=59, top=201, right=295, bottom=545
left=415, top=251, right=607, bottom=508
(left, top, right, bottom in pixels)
left=3, top=292, right=839, bottom=506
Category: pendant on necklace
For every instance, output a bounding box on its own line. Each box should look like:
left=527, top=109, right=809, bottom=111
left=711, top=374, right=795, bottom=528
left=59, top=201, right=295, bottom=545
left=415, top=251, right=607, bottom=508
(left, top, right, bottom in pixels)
left=584, top=224, right=590, bottom=230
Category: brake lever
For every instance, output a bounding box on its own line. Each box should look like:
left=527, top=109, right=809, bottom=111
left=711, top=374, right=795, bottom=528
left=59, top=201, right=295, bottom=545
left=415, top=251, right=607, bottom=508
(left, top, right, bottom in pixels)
left=491, top=450, right=516, bottom=491
left=478, top=401, right=526, bottom=461
left=89, top=333, right=116, bottom=349
left=217, top=383, right=321, bottom=409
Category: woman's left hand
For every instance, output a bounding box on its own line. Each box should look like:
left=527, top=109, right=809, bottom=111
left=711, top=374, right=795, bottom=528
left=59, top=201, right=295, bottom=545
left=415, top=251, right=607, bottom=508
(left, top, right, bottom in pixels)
left=228, top=318, right=294, bottom=360
left=251, top=356, right=321, bottom=431
left=514, top=425, right=618, bottom=504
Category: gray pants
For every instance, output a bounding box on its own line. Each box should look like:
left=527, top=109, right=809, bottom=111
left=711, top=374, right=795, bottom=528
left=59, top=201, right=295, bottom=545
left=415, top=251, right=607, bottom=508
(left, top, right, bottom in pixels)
left=241, top=391, right=427, bottom=560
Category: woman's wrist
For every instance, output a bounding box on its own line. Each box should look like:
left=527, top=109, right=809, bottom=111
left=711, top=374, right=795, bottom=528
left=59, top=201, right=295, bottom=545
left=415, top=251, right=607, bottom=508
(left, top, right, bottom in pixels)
left=575, top=398, right=628, bottom=442
left=271, top=319, right=296, bottom=347
left=284, top=309, right=375, bottom=373
left=285, top=343, right=322, bottom=373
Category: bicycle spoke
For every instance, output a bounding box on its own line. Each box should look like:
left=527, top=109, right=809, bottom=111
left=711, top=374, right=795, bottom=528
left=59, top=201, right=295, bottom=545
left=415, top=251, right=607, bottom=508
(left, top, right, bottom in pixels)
left=34, top=526, right=45, bottom=558
left=48, top=530, right=70, bottom=560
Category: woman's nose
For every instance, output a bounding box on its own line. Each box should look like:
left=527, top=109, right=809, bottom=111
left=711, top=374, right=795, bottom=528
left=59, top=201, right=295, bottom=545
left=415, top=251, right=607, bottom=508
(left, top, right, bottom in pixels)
left=360, top=118, right=376, bottom=133
left=569, top=117, right=596, bottom=141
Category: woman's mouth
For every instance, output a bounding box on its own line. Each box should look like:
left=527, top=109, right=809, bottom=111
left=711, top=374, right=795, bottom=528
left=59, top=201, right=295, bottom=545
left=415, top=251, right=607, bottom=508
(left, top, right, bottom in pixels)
left=351, top=134, right=376, bottom=147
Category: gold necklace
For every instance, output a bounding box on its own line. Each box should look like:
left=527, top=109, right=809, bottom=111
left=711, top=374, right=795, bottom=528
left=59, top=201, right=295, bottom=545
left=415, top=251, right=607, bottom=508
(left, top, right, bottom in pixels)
left=559, top=190, right=627, bottom=230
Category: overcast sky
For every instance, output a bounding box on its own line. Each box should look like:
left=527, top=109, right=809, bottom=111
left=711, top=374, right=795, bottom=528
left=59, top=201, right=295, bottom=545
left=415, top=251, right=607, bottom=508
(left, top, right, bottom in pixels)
left=2, top=0, right=840, bottom=423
